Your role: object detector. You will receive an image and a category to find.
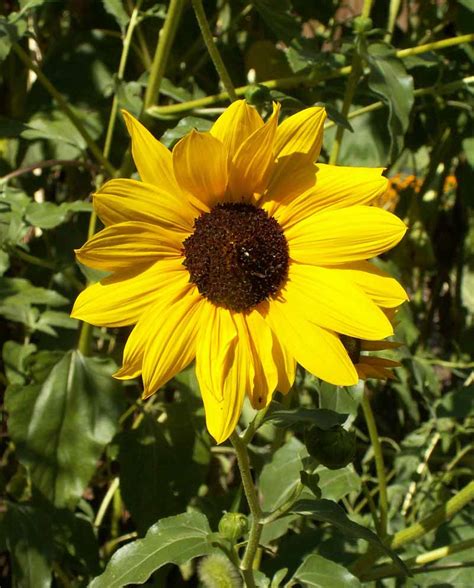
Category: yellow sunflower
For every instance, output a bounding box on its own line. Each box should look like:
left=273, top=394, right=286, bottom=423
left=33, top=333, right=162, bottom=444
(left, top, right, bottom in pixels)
left=72, top=100, right=408, bottom=443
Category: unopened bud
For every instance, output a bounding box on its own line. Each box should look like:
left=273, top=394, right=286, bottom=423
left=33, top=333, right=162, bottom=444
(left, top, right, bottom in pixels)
left=198, top=553, right=242, bottom=588
left=304, top=425, right=356, bottom=470
left=353, top=15, right=373, bottom=34
left=218, top=512, right=248, bottom=544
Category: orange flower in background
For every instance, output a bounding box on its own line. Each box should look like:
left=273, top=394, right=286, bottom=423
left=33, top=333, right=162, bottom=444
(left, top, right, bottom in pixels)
left=72, top=101, right=408, bottom=442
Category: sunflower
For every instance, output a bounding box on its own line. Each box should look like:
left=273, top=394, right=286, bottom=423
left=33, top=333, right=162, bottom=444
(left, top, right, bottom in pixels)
left=341, top=334, right=402, bottom=380
left=72, top=100, right=408, bottom=443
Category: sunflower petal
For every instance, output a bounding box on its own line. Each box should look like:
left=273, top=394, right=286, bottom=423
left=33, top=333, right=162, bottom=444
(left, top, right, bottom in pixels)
left=196, top=305, right=254, bottom=443
left=327, top=261, right=408, bottom=308
left=274, top=164, right=388, bottom=228
left=286, top=206, right=407, bottom=265
left=259, top=299, right=358, bottom=386
left=71, top=259, right=189, bottom=327
left=271, top=327, right=296, bottom=394
left=75, top=221, right=182, bottom=271
left=140, top=288, right=204, bottom=397
left=273, top=106, right=326, bottom=161
left=283, top=263, right=394, bottom=340
left=245, top=310, right=278, bottom=409
left=228, top=102, right=280, bottom=201
left=210, top=100, right=263, bottom=160
left=173, top=130, right=228, bottom=208
left=93, top=178, right=195, bottom=232
left=122, top=110, right=178, bottom=192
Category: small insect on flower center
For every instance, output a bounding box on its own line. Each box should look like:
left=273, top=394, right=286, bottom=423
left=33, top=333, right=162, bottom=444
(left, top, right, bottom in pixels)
left=183, top=203, right=289, bottom=312
left=340, top=335, right=362, bottom=364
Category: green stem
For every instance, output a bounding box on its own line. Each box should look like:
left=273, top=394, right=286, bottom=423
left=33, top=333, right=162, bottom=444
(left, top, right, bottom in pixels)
left=362, top=538, right=474, bottom=581
left=13, top=247, right=56, bottom=270
left=241, top=405, right=271, bottom=445
left=12, top=44, right=116, bottom=177
left=361, top=0, right=374, bottom=18
left=147, top=33, right=474, bottom=116
left=361, top=389, right=388, bottom=537
left=385, top=0, right=401, bottom=42
left=260, top=482, right=304, bottom=525
left=191, top=0, right=237, bottom=101
left=350, top=480, right=474, bottom=576
left=230, top=432, right=263, bottom=588
left=143, top=0, right=185, bottom=110
left=103, top=0, right=143, bottom=160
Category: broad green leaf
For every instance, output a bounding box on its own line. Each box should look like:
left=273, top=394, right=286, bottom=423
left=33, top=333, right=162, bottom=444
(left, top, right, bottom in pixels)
left=436, top=385, right=474, bottom=420
left=291, top=499, right=408, bottom=575
left=6, top=350, right=124, bottom=507
left=260, top=437, right=308, bottom=511
left=0, top=249, right=10, bottom=275
left=2, top=340, right=36, bottom=385
left=0, top=277, right=68, bottom=307
left=293, top=553, right=361, bottom=587
left=89, top=512, right=213, bottom=588
left=365, top=42, right=414, bottom=161
left=318, top=381, right=364, bottom=425
left=160, top=117, right=213, bottom=147
left=101, top=0, right=130, bottom=30
left=118, top=402, right=210, bottom=534
left=264, top=402, right=348, bottom=430
left=3, top=503, right=52, bottom=588
left=253, top=0, right=301, bottom=44
left=317, top=466, right=361, bottom=502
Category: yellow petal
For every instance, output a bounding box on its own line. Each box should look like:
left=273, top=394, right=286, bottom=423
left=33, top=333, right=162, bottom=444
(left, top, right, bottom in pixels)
left=270, top=326, right=296, bottom=394
left=273, top=106, right=326, bottom=161
left=259, top=299, right=358, bottom=386
left=283, top=263, right=394, bottom=340
left=139, top=288, right=205, bottom=398
left=327, top=261, right=408, bottom=308
left=93, top=178, right=195, bottom=232
left=210, top=100, right=263, bottom=160
left=286, top=206, right=407, bottom=265
left=274, top=164, right=389, bottom=229
left=228, top=102, right=280, bottom=201
left=173, top=130, right=228, bottom=208
left=122, top=110, right=178, bottom=192
left=75, top=221, right=182, bottom=271
left=196, top=304, right=254, bottom=443
left=71, top=259, right=189, bottom=327
left=262, top=159, right=317, bottom=215
left=244, top=310, right=278, bottom=409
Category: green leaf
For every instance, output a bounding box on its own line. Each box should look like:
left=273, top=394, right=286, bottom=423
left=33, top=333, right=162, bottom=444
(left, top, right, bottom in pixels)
left=293, top=553, right=361, bottom=587
left=2, top=340, right=36, bottom=385
left=264, top=402, right=348, bottom=430
left=317, top=466, right=361, bottom=502
left=436, top=385, right=474, bottom=420
left=365, top=42, right=414, bottom=160
left=3, top=503, right=52, bottom=588
left=102, top=0, right=130, bottom=30
left=160, top=117, right=213, bottom=148
left=0, top=277, right=68, bottom=307
left=118, top=402, right=210, bottom=534
left=89, top=512, right=213, bottom=588
left=253, top=0, right=301, bottom=43
left=290, top=499, right=408, bottom=576
left=318, top=382, right=364, bottom=425
left=5, top=350, right=124, bottom=507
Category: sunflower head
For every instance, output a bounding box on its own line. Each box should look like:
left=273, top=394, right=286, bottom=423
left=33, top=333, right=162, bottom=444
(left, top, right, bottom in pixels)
left=72, top=100, right=407, bottom=443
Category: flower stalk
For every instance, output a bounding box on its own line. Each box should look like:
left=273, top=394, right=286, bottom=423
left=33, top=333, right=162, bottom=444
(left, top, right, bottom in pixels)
left=147, top=33, right=474, bottom=116
left=230, top=432, right=263, bottom=587
left=191, top=0, right=237, bottom=102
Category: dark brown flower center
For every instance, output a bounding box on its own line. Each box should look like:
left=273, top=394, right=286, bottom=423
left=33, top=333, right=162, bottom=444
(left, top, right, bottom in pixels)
left=340, top=335, right=362, bottom=364
left=183, top=203, right=289, bottom=312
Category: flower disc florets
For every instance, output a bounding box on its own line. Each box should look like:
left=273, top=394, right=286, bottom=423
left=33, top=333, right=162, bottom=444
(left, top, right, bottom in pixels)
left=183, top=202, right=289, bottom=312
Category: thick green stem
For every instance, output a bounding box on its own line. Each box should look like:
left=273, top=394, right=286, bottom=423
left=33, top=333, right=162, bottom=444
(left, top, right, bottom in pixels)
left=362, top=538, right=474, bottom=581
left=143, top=0, right=185, bottom=109
left=385, top=0, right=401, bottom=42
left=361, top=389, right=388, bottom=537
left=350, top=481, right=474, bottom=576
left=147, top=33, right=474, bottom=116
left=230, top=432, right=263, bottom=588
left=191, top=0, right=237, bottom=101
left=12, top=44, right=116, bottom=177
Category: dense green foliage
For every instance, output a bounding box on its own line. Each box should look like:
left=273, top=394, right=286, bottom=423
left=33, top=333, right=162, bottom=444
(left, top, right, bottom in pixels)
left=0, top=1, right=473, bottom=586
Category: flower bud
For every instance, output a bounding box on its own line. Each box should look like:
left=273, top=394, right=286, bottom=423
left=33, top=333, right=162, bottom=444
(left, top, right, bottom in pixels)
left=218, top=512, right=248, bottom=544
left=244, top=84, right=271, bottom=106
left=353, top=15, right=373, bottom=34
left=198, top=554, right=242, bottom=588
left=304, top=425, right=356, bottom=470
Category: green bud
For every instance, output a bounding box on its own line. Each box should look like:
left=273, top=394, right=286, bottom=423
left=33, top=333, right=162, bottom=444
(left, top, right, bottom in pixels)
left=304, top=425, right=356, bottom=470
left=198, top=554, right=242, bottom=588
left=353, top=15, right=373, bottom=34
left=218, top=512, right=248, bottom=543
left=244, top=84, right=271, bottom=106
